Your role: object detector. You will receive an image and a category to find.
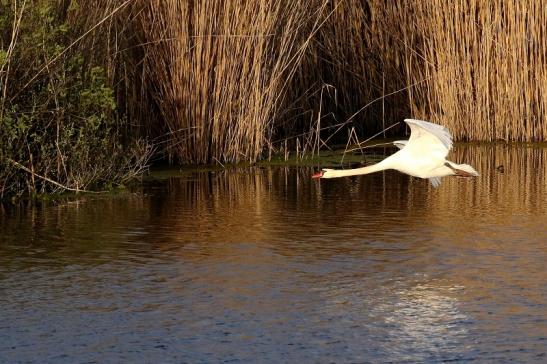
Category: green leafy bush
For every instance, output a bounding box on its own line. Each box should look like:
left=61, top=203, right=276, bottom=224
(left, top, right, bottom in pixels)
left=0, top=0, right=151, bottom=200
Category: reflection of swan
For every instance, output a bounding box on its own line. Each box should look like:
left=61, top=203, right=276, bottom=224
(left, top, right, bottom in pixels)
left=312, top=119, right=479, bottom=187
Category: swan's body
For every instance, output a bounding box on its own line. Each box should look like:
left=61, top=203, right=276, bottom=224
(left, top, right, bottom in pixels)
left=313, top=119, right=479, bottom=187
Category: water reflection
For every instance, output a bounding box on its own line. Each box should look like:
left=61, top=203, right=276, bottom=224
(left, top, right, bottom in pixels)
left=0, top=144, right=546, bottom=363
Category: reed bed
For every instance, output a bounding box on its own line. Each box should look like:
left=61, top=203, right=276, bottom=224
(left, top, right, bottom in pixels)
left=4, top=0, right=547, bottom=188
left=398, top=0, right=547, bottom=141
left=130, top=0, right=547, bottom=166
left=299, top=0, right=547, bottom=144
left=298, top=1, right=410, bottom=136
left=132, top=0, right=329, bottom=164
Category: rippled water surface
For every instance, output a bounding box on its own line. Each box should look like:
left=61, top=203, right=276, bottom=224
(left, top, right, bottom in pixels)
left=1, top=144, right=546, bottom=363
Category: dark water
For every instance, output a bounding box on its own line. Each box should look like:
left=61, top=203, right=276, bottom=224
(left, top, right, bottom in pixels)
left=1, top=144, right=546, bottom=363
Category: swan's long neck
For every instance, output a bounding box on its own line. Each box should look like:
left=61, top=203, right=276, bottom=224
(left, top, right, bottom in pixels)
left=326, top=158, right=392, bottom=178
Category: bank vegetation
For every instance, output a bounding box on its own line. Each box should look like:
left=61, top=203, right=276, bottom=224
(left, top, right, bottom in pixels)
left=1, top=0, right=546, bottom=198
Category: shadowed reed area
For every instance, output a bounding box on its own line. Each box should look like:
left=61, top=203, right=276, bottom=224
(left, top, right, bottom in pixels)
left=2, top=0, right=547, bottom=198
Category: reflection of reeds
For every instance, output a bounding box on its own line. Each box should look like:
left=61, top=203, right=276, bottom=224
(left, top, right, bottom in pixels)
left=147, top=145, right=546, bottom=247
left=2, top=145, right=544, bottom=258
left=430, top=144, right=547, bottom=214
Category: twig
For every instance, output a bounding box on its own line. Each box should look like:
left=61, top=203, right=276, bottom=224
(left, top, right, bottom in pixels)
left=340, top=122, right=402, bottom=163
left=322, top=77, right=431, bottom=145
left=345, top=141, right=397, bottom=153
left=5, top=158, right=101, bottom=193
left=212, top=157, right=225, bottom=168
left=274, top=76, right=431, bottom=145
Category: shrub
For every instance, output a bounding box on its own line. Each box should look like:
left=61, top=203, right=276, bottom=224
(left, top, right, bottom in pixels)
left=0, top=0, right=151, bottom=199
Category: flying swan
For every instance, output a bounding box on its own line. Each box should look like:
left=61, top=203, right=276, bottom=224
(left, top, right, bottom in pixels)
left=312, top=118, right=479, bottom=187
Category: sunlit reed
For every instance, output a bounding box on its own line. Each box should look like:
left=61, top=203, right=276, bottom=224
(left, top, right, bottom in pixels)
left=399, top=0, right=547, bottom=141
left=131, top=0, right=329, bottom=164
left=129, top=0, right=547, bottom=166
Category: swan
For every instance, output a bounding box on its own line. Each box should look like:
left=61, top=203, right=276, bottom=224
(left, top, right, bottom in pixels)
left=312, top=118, right=479, bottom=187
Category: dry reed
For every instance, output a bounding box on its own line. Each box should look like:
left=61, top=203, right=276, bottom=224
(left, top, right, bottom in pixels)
left=298, top=0, right=547, bottom=144
left=397, top=0, right=547, bottom=141
left=131, top=0, right=330, bottom=164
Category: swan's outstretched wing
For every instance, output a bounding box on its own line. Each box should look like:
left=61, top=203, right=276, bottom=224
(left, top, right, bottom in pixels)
left=429, top=176, right=442, bottom=188
left=404, top=119, right=453, bottom=156
left=393, top=140, right=408, bottom=150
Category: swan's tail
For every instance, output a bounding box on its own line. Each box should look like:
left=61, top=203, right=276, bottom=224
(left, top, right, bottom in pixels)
left=446, top=162, right=479, bottom=177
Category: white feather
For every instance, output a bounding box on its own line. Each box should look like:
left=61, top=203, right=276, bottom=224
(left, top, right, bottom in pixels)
left=393, top=140, right=408, bottom=150
left=429, top=177, right=442, bottom=188
left=404, top=118, right=453, bottom=155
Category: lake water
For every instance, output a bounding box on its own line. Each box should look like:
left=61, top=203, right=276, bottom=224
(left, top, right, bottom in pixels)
left=1, top=144, right=546, bottom=363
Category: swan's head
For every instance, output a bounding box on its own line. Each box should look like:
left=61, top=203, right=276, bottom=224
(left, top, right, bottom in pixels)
left=311, top=168, right=335, bottom=179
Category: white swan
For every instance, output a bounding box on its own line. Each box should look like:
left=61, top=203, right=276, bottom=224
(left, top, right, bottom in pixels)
left=312, top=119, right=479, bottom=187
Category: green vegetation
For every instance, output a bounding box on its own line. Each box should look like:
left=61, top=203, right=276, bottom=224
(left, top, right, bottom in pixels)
left=0, top=1, right=151, bottom=199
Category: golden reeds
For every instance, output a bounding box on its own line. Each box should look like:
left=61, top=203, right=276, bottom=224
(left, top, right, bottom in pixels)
left=132, top=0, right=329, bottom=164
left=303, top=0, right=547, bottom=144
left=129, top=0, right=547, bottom=167
left=398, top=0, right=547, bottom=141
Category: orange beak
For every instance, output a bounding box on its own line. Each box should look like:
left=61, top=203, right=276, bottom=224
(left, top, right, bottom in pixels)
left=312, top=170, right=324, bottom=179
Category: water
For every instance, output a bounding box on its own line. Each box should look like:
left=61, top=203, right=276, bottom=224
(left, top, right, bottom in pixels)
left=1, top=144, right=546, bottom=363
